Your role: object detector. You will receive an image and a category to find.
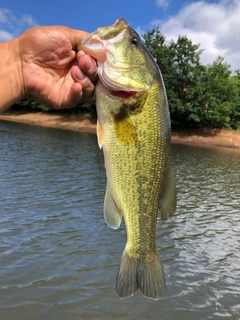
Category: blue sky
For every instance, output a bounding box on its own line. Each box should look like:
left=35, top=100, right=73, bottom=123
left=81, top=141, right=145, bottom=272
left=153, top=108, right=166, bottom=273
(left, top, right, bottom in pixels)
left=1, top=0, right=239, bottom=72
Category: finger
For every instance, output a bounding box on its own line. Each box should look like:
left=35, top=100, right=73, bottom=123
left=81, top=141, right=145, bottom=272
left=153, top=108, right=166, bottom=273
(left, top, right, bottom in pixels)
left=71, top=65, right=95, bottom=99
left=77, top=51, right=98, bottom=84
left=66, top=82, right=84, bottom=108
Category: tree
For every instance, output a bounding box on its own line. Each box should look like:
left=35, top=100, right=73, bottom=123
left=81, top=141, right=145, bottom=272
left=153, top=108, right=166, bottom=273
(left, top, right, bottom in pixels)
left=144, top=30, right=205, bottom=126
left=166, top=36, right=205, bottom=125
left=230, top=70, right=240, bottom=129
left=201, top=57, right=239, bottom=128
left=144, top=29, right=240, bottom=129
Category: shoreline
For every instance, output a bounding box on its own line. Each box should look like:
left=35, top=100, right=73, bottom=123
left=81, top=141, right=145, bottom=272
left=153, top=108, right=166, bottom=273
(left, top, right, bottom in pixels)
left=0, top=109, right=240, bottom=150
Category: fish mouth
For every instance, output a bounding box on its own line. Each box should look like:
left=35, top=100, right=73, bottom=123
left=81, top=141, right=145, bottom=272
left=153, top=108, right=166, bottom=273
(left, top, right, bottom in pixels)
left=109, top=90, right=137, bottom=99
left=78, top=19, right=128, bottom=63
left=98, top=60, right=147, bottom=93
left=97, top=18, right=128, bottom=40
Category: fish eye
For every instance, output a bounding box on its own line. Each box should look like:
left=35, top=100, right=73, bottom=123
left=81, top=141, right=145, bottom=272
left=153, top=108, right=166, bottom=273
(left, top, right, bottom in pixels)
left=130, top=37, right=139, bottom=47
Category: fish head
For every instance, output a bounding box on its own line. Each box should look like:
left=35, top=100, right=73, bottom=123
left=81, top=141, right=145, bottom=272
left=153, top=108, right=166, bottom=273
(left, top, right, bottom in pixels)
left=79, top=18, right=155, bottom=94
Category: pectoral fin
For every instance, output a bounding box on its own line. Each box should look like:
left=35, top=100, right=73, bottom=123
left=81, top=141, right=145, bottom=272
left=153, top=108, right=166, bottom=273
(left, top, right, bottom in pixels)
left=104, top=188, right=122, bottom=229
left=114, top=115, right=137, bottom=146
left=97, top=119, right=104, bottom=149
left=158, top=168, right=177, bottom=220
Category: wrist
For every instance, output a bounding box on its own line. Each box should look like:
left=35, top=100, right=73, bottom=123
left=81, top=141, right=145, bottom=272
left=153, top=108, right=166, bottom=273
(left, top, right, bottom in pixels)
left=0, top=37, right=24, bottom=112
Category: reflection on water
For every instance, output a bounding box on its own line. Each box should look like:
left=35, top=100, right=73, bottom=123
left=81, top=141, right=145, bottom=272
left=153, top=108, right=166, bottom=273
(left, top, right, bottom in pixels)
left=0, top=121, right=240, bottom=320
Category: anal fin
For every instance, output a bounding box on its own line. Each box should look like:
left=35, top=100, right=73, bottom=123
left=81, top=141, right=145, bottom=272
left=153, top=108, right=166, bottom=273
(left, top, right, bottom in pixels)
left=104, top=188, right=122, bottom=229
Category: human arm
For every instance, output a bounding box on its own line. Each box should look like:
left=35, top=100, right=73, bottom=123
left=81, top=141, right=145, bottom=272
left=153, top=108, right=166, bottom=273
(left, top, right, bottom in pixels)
left=0, top=26, right=97, bottom=113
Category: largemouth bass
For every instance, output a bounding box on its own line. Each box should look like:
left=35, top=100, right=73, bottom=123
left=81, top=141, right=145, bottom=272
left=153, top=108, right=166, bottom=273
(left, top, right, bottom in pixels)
left=78, top=18, right=177, bottom=300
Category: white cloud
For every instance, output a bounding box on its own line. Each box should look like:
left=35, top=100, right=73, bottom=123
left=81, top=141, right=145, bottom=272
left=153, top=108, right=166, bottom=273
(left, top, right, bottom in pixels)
left=0, top=8, right=38, bottom=42
left=156, top=0, right=169, bottom=9
left=0, top=29, right=13, bottom=41
left=19, top=14, right=38, bottom=28
left=150, top=0, right=240, bottom=72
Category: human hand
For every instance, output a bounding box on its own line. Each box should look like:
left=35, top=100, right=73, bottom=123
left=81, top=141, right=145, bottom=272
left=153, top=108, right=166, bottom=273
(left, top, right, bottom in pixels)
left=18, top=26, right=98, bottom=109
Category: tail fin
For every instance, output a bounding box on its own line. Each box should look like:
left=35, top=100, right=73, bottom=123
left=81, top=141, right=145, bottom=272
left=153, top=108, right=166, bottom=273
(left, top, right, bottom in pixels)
left=116, top=248, right=166, bottom=300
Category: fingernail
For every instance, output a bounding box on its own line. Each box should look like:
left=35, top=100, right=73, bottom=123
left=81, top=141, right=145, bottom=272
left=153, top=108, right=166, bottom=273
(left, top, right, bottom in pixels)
left=84, top=56, right=92, bottom=70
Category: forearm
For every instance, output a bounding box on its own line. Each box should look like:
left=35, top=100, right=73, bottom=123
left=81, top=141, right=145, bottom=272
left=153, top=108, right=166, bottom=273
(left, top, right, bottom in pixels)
left=0, top=38, right=23, bottom=113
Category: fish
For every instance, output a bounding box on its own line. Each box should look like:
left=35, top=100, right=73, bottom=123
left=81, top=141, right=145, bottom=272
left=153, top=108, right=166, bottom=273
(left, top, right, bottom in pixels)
left=78, top=18, right=177, bottom=300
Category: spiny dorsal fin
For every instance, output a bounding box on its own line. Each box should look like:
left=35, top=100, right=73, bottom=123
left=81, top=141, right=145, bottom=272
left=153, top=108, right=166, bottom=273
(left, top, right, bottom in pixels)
left=104, top=188, right=122, bottom=229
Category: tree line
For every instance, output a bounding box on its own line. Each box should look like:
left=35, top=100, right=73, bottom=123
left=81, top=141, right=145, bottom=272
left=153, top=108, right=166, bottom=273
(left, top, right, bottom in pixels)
left=17, top=28, right=240, bottom=130
left=143, top=29, right=240, bottom=130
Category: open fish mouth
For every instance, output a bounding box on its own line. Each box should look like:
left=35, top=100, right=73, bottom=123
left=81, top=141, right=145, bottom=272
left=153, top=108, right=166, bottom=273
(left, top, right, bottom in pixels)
left=109, top=90, right=137, bottom=99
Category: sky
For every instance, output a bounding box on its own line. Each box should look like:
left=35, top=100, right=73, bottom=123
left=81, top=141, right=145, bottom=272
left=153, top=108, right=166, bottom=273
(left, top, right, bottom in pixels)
left=0, top=0, right=239, bottom=72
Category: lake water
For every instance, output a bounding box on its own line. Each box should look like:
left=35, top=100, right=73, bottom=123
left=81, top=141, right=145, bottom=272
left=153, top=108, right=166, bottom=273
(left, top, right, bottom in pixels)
left=0, top=120, right=240, bottom=320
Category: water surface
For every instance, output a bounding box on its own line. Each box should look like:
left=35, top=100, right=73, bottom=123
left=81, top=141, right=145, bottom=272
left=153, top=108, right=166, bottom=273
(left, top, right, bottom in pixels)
left=0, top=121, right=240, bottom=320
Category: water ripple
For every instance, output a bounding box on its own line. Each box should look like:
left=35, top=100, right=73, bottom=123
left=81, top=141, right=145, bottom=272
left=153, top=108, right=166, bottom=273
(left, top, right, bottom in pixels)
left=0, top=122, right=240, bottom=319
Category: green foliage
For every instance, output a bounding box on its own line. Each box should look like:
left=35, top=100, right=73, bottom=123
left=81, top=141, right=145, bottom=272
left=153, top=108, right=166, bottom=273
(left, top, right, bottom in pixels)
left=143, top=29, right=240, bottom=130
left=16, top=95, right=96, bottom=116
left=16, top=99, right=52, bottom=112
left=201, top=57, right=233, bottom=128
left=68, top=95, right=96, bottom=116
